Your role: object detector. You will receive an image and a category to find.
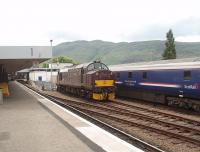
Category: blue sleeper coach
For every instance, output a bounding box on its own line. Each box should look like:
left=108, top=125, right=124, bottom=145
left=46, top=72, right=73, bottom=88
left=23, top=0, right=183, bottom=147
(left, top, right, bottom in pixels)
left=110, top=59, right=200, bottom=111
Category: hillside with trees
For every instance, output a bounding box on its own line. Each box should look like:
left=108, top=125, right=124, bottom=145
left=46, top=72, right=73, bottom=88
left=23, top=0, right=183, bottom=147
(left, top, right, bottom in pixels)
left=53, top=40, right=200, bottom=65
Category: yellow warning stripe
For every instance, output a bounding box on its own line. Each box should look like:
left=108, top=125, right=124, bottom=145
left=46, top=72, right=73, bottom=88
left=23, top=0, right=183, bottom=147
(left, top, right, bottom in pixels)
left=95, top=80, right=114, bottom=87
left=92, top=93, right=115, bottom=100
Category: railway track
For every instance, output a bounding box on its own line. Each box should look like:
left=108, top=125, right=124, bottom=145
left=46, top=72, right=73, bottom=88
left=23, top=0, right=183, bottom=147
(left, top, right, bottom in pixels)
left=111, top=100, right=200, bottom=126
left=104, top=101, right=200, bottom=131
left=45, top=95, right=200, bottom=146
left=18, top=81, right=200, bottom=152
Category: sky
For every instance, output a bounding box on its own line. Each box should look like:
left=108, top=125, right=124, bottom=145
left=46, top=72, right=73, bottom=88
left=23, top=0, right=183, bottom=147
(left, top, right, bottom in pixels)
left=0, top=0, right=199, bottom=46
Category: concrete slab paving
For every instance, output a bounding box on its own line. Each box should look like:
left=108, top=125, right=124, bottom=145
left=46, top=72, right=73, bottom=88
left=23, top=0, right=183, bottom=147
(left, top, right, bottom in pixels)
left=0, top=81, right=103, bottom=152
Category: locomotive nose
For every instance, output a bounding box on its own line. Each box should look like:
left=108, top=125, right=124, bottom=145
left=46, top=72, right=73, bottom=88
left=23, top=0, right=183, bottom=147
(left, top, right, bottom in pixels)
left=94, top=70, right=114, bottom=87
left=95, top=70, right=112, bottom=80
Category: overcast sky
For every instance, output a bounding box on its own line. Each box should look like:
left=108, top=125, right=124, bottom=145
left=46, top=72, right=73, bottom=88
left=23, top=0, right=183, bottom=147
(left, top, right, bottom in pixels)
left=0, top=0, right=199, bottom=45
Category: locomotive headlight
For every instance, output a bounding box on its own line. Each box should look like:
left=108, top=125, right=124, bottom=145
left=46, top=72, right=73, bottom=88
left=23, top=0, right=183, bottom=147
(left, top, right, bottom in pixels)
left=96, top=72, right=99, bottom=76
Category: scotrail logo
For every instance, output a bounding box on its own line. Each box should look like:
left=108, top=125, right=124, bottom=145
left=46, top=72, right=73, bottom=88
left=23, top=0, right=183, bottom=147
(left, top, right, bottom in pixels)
left=184, top=83, right=199, bottom=90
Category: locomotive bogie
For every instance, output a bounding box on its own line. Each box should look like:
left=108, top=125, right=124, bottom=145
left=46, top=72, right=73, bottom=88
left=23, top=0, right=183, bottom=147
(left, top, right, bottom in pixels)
left=93, top=92, right=115, bottom=100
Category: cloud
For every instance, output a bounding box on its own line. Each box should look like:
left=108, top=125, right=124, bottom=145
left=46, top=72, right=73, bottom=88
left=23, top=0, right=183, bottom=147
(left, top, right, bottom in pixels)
left=126, top=17, right=200, bottom=42
left=126, top=25, right=168, bottom=41
left=172, top=18, right=200, bottom=36
left=48, top=31, right=83, bottom=41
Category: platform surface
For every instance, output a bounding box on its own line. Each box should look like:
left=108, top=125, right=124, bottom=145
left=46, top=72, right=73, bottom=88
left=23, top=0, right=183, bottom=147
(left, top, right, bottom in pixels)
left=0, top=81, right=101, bottom=152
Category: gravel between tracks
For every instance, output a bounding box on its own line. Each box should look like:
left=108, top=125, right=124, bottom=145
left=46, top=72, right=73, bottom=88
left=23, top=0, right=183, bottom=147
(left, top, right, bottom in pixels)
left=114, top=98, right=200, bottom=122
left=41, top=90, right=200, bottom=152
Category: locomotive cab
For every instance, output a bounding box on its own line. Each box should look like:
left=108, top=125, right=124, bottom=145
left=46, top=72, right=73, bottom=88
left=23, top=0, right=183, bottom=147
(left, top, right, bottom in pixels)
left=86, top=61, right=108, bottom=71
left=84, top=61, right=115, bottom=100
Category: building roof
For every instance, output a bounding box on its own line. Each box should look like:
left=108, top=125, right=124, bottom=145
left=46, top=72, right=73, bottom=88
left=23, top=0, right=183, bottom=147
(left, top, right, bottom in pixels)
left=0, top=46, right=51, bottom=73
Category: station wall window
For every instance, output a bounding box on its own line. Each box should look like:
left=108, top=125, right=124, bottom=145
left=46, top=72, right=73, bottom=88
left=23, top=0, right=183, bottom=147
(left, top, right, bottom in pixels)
left=116, top=72, right=120, bottom=78
left=184, top=70, right=191, bottom=80
left=128, top=72, right=132, bottom=78
left=38, top=76, right=42, bottom=81
left=142, top=72, right=147, bottom=79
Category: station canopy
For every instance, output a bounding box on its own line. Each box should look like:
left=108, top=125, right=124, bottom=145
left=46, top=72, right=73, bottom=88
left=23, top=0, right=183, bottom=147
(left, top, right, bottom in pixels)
left=0, top=46, right=52, bottom=73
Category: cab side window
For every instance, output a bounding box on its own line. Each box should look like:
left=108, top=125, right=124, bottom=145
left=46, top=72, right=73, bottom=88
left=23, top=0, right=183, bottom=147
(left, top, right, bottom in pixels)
left=87, top=64, right=94, bottom=71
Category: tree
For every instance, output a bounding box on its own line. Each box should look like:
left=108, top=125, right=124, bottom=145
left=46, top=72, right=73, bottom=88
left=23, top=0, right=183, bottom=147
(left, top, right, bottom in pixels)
left=42, top=63, right=49, bottom=68
left=40, top=55, right=78, bottom=68
left=52, top=56, right=75, bottom=64
left=162, top=29, right=176, bottom=60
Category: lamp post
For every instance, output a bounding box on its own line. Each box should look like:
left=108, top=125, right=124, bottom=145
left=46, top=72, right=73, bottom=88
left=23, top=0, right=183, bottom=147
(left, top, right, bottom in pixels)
left=50, top=40, right=53, bottom=90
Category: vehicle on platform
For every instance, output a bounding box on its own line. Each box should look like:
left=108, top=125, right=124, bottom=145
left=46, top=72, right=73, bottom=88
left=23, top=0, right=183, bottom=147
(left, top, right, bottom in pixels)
left=56, top=61, right=115, bottom=101
left=109, top=58, right=200, bottom=111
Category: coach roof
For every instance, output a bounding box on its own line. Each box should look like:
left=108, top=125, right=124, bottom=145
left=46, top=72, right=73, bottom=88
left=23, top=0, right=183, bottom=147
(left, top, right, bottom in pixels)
left=109, top=57, right=200, bottom=71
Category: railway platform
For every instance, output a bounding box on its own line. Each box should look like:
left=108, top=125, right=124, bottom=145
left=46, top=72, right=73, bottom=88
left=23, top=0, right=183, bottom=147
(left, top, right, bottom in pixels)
left=0, top=81, right=143, bottom=152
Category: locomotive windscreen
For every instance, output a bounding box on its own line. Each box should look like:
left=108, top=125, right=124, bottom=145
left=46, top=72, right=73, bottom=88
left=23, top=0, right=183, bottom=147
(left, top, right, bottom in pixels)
left=87, top=62, right=108, bottom=71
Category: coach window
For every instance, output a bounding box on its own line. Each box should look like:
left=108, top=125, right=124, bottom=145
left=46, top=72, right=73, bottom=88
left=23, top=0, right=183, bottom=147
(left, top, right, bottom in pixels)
left=143, top=72, right=147, bottom=79
left=184, top=70, right=191, bottom=80
left=128, top=72, right=132, bottom=78
left=117, top=72, right=120, bottom=78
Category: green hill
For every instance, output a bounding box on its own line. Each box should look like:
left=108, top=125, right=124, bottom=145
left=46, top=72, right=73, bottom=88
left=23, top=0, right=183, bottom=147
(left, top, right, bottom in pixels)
left=53, top=40, right=200, bottom=65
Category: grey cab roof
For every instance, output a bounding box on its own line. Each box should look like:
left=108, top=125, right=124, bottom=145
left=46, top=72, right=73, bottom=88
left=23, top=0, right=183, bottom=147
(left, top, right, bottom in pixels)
left=109, top=57, right=200, bottom=71
left=59, top=62, right=93, bottom=73
left=74, top=62, right=92, bottom=69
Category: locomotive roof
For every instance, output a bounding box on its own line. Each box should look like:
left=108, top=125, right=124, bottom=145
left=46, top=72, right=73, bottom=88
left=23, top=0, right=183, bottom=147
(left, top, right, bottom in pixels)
left=59, top=62, right=95, bottom=73
left=59, top=61, right=108, bottom=73
left=59, top=68, right=70, bottom=72
left=74, top=62, right=91, bottom=68
left=109, top=57, right=200, bottom=71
